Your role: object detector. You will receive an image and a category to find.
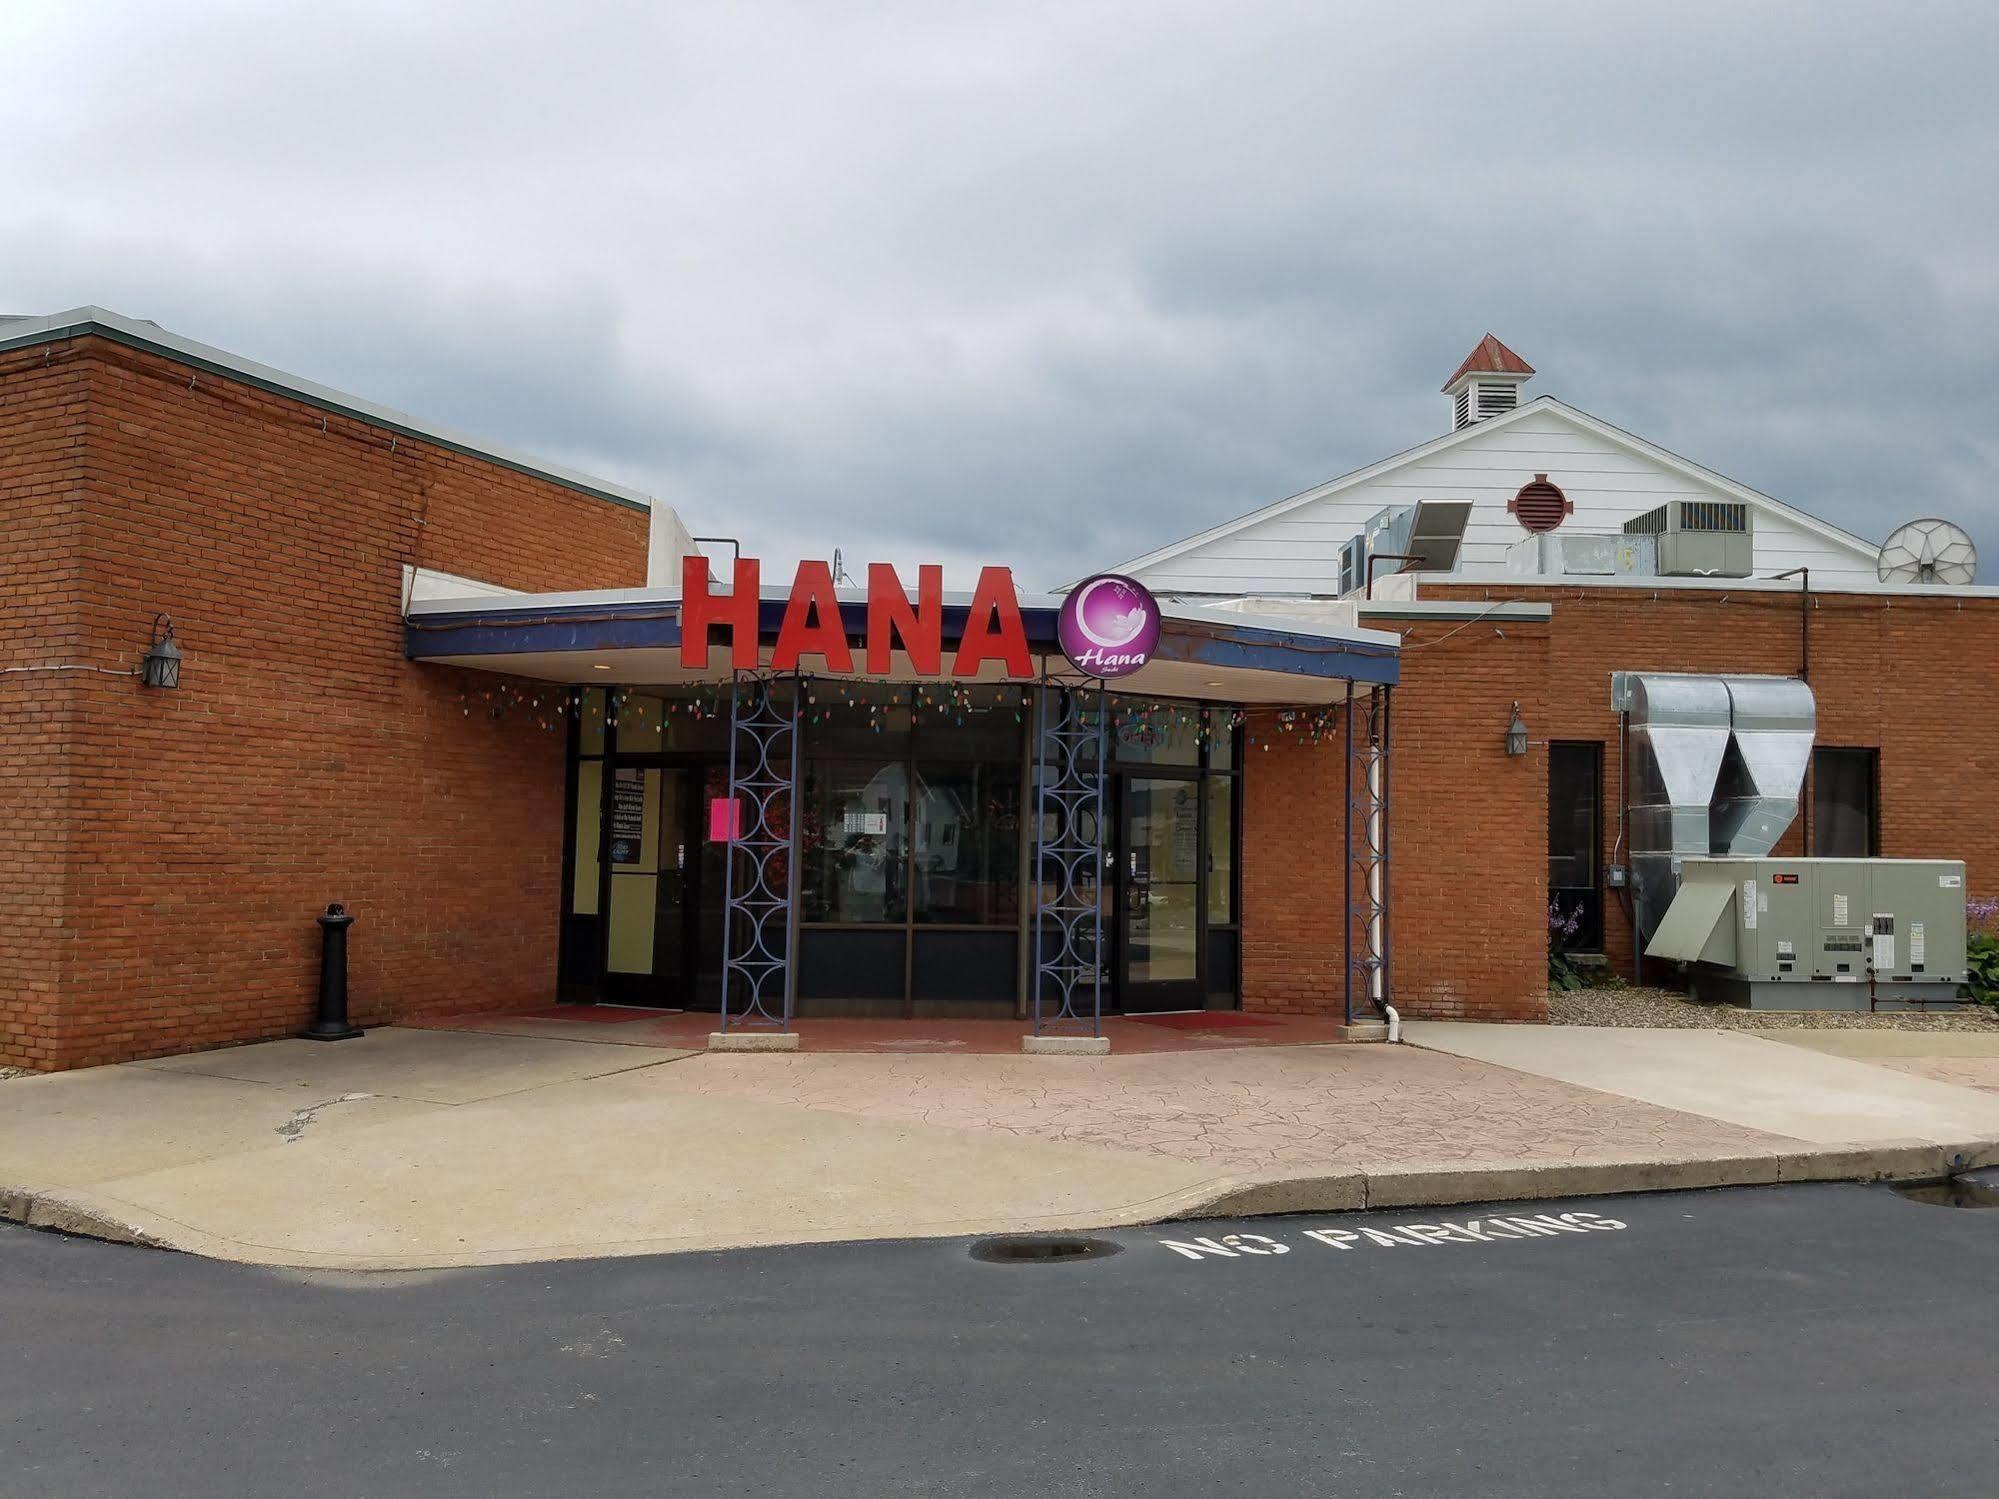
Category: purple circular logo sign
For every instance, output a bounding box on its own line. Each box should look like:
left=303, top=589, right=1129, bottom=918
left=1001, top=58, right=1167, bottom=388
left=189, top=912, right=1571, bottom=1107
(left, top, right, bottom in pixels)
left=1058, top=574, right=1160, bottom=679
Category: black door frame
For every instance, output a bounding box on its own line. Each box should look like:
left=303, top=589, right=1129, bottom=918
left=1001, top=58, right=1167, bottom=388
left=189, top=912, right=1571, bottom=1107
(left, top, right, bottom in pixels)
left=1111, top=766, right=1209, bottom=1013
left=595, top=754, right=714, bottom=1007
left=1548, top=740, right=1604, bottom=953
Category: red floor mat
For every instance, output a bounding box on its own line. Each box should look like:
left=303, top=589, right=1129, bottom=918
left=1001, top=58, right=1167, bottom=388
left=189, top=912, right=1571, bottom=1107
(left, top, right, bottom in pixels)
left=1123, top=1011, right=1282, bottom=1030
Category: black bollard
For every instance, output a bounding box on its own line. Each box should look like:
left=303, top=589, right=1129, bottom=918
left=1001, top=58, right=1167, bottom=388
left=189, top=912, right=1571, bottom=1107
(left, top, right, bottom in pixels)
left=303, top=903, right=363, bottom=1041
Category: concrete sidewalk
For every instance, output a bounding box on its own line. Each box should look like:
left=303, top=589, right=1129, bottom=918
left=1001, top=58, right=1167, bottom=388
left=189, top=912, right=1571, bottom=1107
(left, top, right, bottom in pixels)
left=1403, top=1023, right=1999, bottom=1146
left=2, top=1024, right=1996, bottom=1269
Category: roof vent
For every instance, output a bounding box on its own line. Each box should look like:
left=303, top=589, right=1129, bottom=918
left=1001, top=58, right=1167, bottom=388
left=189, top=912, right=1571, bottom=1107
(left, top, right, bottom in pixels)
left=1509, top=474, right=1571, bottom=533
left=1442, top=334, right=1534, bottom=431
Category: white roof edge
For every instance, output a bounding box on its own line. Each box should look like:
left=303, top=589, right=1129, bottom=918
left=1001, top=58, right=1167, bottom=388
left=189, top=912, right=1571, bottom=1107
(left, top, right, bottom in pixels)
left=0, top=306, right=659, bottom=515
left=407, top=580, right=1400, bottom=648
left=1454, top=572, right=1999, bottom=599
left=1107, top=393, right=1891, bottom=580
left=1359, top=600, right=1555, bottom=621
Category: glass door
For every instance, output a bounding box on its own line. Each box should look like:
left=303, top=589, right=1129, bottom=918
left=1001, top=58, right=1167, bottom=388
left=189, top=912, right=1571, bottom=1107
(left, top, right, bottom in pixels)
left=601, top=764, right=694, bottom=1005
left=1118, top=775, right=1205, bottom=1012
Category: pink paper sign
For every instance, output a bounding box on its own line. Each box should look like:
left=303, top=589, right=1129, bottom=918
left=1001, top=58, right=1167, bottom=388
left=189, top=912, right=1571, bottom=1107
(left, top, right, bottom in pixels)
left=708, top=795, right=743, bottom=842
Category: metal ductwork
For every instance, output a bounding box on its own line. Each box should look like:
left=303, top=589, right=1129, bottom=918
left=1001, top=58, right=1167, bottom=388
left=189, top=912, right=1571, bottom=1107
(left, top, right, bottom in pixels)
left=1709, top=676, right=1815, bottom=857
left=1616, top=671, right=1818, bottom=945
left=1623, top=674, right=1733, bottom=945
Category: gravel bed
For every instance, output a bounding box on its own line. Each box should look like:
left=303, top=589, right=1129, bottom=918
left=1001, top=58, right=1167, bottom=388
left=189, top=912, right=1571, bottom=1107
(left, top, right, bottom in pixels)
left=0, top=1067, right=29, bottom=1081
left=1548, top=985, right=1999, bottom=1031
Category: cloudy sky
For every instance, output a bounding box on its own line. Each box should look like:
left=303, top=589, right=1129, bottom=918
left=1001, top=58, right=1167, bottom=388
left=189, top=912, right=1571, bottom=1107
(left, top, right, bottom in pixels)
left=6, top=1, right=1995, bottom=584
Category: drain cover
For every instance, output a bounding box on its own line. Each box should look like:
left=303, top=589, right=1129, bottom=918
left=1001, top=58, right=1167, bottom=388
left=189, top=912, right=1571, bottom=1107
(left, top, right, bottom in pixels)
left=969, top=1234, right=1123, bottom=1264
left=1892, top=1168, right=1999, bottom=1209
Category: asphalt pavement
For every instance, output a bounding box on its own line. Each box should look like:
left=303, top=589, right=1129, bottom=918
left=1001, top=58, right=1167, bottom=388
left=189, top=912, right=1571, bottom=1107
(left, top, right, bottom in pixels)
left=3, top=1182, right=1995, bottom=1496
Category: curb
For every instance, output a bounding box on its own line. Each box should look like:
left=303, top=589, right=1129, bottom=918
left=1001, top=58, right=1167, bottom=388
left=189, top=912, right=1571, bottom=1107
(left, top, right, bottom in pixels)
left=5, top=1138, right=1996, bottom=1268
left=0, top=1186, right=173, bottom=1252
left=1171, top=1137, right=1999, bottom=1222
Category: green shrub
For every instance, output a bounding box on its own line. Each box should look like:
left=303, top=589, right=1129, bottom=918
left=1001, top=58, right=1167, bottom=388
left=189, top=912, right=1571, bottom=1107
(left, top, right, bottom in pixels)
left=1969, top=932, right=1999, bottom=1009
left=1968, top=897, right=1999, bottom=1009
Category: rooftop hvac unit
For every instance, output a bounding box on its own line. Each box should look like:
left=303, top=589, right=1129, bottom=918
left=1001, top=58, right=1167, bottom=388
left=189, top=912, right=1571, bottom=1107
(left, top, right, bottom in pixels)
left=1340, top=500, right=1473, bottom=596
left=1622, top=501, right=1753, bottom=578
left=1646, top=857, right=1969, bottom=1011
left=1507, top=531, right=1658, bottom=577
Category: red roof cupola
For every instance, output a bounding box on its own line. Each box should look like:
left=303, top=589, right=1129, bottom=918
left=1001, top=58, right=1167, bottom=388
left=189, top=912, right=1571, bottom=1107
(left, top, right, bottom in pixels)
left=1442, top=334, right=1534, bottom=431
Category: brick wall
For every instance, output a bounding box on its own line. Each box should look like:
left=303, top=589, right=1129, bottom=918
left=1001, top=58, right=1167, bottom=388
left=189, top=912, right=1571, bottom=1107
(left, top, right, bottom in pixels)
left=1238, top=709, right=1349, bottom=1017
left=1388, top=613, right=1551, bottom=1020
left=0, top=349, right=91, bottom=1067
left=2, top=336, right=647, bottom=1069
left=1238, top=615, right=1552, bottom=1024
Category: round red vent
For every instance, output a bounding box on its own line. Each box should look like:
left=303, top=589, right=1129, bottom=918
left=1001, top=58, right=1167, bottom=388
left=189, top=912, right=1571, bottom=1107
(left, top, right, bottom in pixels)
left=1509, top=474, right=1571, bottom=533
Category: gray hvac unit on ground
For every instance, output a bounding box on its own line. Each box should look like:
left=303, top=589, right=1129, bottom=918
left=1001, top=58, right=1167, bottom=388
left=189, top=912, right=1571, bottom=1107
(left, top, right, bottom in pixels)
left=1616, top=669, right=1971, bottom=1010
left=1622, top=500, right=1753, bottom=578
left=1646, top=857, right=1968, bottom=1011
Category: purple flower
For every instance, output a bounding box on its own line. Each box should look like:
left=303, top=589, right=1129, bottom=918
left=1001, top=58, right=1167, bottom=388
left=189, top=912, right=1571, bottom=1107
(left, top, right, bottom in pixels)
left=1969, top=895, right=1999, bottom=933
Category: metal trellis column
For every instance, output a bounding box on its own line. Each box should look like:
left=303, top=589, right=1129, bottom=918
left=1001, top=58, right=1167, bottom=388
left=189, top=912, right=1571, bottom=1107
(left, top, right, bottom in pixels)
left=1030, top=681, right=1108, bottom=1036
left=719, top=671, right=801, bottom=1032
left=1342, top=688, right=1354, bottom=1026
left=1349, top=683, right=1394, bottom=1019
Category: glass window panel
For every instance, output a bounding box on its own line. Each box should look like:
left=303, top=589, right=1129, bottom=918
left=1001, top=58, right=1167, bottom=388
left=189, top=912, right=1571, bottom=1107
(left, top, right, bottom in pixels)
left=616, top=694, right=665, bottom=753
left=572, top=761, right=602, bottom=914
left=912, top=684, right=1030, bottom=762
left=1206, top=776, right=1234, bottom=924
left=1109, top=699, right=1200, bottom=765
left=609, top=767, right=662, bottom=872
left=661, top=692, right=731, bottom=753
left=1125, top=778, right=1201, bottom=982
left=605, top=768, right=662, bottom=972
left=1813, top=748, right=1877, bottom=858
left=577, top=688, right=607, bottom=756
left=605, top=876, right=658, bottom=972
left=801, top=759, right=909, bottom=923
left=804, top=682, right=913, bottom=757
left=695, top=765, right=729, bottom=1004
left=1207, top=711, right=1236, bottom=771
left=1547, top=743, right=1600, bottom=889
left=913, top=761, right=1021, bottom=925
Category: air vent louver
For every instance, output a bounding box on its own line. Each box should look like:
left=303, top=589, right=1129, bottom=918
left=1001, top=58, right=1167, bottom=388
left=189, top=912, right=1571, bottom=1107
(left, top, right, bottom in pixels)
left=1508, top=474, right=1571, bottom=533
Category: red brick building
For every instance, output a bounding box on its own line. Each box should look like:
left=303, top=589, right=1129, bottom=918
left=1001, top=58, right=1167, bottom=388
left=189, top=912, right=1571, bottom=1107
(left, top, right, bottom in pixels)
left=2, top=310, right=649, bottom=1069
left=1133, top=336, right=1996, bottom=1026
left=3, top=315, right=1990, bottom=1068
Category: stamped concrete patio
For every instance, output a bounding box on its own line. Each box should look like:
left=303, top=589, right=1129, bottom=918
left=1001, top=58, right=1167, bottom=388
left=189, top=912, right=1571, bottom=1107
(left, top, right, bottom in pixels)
left=633, top=1044, right=1781, bottom=1174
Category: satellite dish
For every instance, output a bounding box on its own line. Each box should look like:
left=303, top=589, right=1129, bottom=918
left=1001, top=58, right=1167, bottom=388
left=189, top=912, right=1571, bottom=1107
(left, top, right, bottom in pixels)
left=1877, top=517, right=1978, bottom=585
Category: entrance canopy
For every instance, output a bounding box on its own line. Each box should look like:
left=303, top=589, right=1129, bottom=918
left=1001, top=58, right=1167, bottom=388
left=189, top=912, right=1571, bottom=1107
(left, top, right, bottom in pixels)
left=406, top=582, right=1398, bottom=703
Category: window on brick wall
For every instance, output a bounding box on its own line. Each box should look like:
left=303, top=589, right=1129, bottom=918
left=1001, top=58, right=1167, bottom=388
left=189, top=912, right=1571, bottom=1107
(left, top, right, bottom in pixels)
left=1548, top=741, right=1603, bottom=951
left=1812, top=748, right=1878, bottom=858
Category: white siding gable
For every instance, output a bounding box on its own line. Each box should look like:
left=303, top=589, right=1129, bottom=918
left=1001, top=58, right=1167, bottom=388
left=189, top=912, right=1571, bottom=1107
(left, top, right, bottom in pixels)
left=1121, top=400, right=1881, bottom=596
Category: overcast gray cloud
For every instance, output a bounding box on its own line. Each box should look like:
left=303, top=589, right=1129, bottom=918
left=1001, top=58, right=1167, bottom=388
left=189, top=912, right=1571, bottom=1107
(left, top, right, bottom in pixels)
left=5, top=0, right=1995, bottom=583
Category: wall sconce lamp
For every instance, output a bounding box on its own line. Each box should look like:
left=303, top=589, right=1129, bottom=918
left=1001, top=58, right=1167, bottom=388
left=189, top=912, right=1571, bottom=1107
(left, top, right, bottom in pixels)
left=1505, top=702, right=1528, bottom=756
left=141, top=615, right=183, bottom=690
